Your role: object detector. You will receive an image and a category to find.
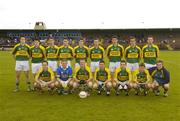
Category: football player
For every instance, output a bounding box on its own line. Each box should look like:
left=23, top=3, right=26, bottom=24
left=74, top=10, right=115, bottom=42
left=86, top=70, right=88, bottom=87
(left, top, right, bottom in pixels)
left=149, top=60, right=170, bottom=97
left=93, top=60, right=112, bottom=96
left=113, top=60, right=132, bottom=96
left=142, top=35, right=160, bottom=69
left=106, top=35, right=124, bottom=78
left=12, top=36, right=31, bottom=92
left=89, top=39, right=105, bottom=77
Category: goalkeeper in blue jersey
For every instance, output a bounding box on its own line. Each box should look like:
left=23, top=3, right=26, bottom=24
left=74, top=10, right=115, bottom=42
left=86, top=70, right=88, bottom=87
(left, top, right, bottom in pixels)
left=149, top=60, right=170, bottom=97
left=55, top=59, right=74, bottom=94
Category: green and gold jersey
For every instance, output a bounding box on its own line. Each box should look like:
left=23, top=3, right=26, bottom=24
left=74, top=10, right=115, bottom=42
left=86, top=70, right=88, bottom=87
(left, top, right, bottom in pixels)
left=94, top=68, right=111, bottom=82
left=124, top=45, right=141, bottom=63
left=115, top=67, right=132, bottom=82
left=142, top=44, right=159, bottom=65
left=35, top=67, right=55, bottom=82
left=133, top=69, right=151, bottom=83
left=46, top=45, right=58, bottom=61
left=74, top=66, right=92, bottom=81
left=58, top=45, right=74, bottom=60
left=30, top=45, right=46, bottom=63
left=74, top=45, right=89, bottom=63
left=90, top=46, right=105, bottom=62
left=106, top=44, right=124, bottom=62
left=12, top=43, right=30, bottom=61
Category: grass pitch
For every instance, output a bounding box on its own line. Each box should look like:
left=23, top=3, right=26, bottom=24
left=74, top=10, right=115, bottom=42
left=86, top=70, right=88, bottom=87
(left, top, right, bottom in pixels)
left=0, top=51, right=180, bottom=121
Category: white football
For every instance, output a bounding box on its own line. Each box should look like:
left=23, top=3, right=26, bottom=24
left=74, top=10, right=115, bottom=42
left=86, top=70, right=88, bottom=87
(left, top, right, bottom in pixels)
left=79, top=91, right=87, bottom=98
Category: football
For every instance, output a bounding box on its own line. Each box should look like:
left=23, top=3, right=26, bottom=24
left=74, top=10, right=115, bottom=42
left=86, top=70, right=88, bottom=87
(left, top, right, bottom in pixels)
left=79, top=91, right=87, bottom=99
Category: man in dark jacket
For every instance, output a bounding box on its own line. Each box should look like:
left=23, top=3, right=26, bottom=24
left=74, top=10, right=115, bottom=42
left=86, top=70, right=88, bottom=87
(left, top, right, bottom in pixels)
left=148, top=60, right=170, bottom=97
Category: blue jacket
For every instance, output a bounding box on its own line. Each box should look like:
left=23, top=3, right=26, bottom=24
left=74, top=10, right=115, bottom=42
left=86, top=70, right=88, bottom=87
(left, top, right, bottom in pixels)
left=56, top=66, right=73, bottom=81
left=148, top=67, right=170, bottom=83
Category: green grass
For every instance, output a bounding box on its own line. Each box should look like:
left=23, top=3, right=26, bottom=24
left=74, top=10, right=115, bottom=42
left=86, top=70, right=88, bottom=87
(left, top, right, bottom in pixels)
left=0, top=51, right=180, bottom=121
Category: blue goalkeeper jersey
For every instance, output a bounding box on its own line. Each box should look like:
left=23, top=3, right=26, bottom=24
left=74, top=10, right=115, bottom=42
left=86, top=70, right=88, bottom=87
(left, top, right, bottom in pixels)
left=148, top=67, right=170, bottom=83
left=56, top=66, right=73, bottom=81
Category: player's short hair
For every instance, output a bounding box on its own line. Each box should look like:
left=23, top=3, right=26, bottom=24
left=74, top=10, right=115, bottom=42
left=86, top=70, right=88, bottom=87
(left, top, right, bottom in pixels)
left=61, top=59, right=67, bottom=62
left=94, top=38, right=99, bottom=41
left=19, top=36, right=26, bottom=40
left=121, top=60, right=127, bottom=64
left=112, top=35, right=118, bottom=39
left=63, top=37, right=68, bottom=40
left=129, top=36, right=136, bottom=41
left=99, top=60, right=105, bottom=64
left=156, top=60, right=163, bottom=64
left=33, top=39, right=40, bottom=42
left=139, top=63, right=145, bottom=67
left=79, top=38, right=85, bottom=43
left=20, top=36, right=25, bottom=39
left=79, top=37, right=84, bottom=41
left=147, top=35, right=154, bottom=39
left=49, top=38, right=54, bottom=41
left=80, top=59, right=86, bottom=62
left=42, top=60, right=48, bottom=65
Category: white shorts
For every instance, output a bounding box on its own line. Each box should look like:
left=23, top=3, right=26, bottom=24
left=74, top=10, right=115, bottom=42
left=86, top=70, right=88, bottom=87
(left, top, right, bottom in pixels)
left=127, top=63, right=139, bottom=71
left=59, top=80, right=69, bottom=88
left=90, top=61, right=99, bottom=72
left=15, top=61, right=30, bottom=71
left=48, top=61, right=58, bottom=72
left=118, top=81, right=129, bottom=86
left=32, top=63, right=42, bottom=74
left=39, top=80, right=48, bottom=88
left=59, top=60, right=71, bottom=67
left=109, top=62, right=121, bottom=72
left=98, top=81, right=105, bottom=86
left=137, top=82, right=147, bottom=88
left=75, top=63, right=80, bottom=69
left=145, top=63, right=156, bottom=69
left=118, top=81, right=129, bottom=89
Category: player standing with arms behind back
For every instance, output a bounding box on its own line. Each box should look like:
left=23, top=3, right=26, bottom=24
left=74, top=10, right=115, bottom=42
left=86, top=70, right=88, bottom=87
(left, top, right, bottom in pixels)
left=106, top=35, right=124, bottom=79
left=30, top=39, right=46, bottom=88
left=142, top=35, right=160, bottom=69
left=90, top=39, right=105, bottom=77
left=12, top=36, right=31, bottom=92
left=124, top=36, right=141, bottom=72
left=74, top=38, right=89, bottom=68
left=46, top=38, right=59, bottom=74
left=58, top=38, right=74, bottom=67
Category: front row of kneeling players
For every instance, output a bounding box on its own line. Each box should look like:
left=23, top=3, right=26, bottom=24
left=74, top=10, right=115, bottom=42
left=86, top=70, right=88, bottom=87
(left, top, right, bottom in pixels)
left=34, top=59, right=170, bottom=97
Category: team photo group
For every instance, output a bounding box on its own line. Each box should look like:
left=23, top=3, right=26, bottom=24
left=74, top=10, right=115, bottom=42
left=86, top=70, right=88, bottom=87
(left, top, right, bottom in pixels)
left=12, top=35, right=170, bottom=98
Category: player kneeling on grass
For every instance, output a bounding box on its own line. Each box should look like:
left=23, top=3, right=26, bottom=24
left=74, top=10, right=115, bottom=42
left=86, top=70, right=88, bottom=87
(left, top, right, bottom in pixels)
left=149, top=60, right=170, bottom=97
left=73, top=59, right=93, bottom=95
left=34, top=61, right=55, bottom=93
left=93, top=60, right=112, bottom=95
left=132, top=63, right=151, bottom=96
left=55, top=59, right=74, bottom=95
left=113, top=60, right=132, bottom=96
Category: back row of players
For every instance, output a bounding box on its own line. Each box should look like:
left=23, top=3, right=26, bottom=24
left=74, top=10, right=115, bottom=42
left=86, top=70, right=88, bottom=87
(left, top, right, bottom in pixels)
left=12, top=35, right=170, bottom=96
